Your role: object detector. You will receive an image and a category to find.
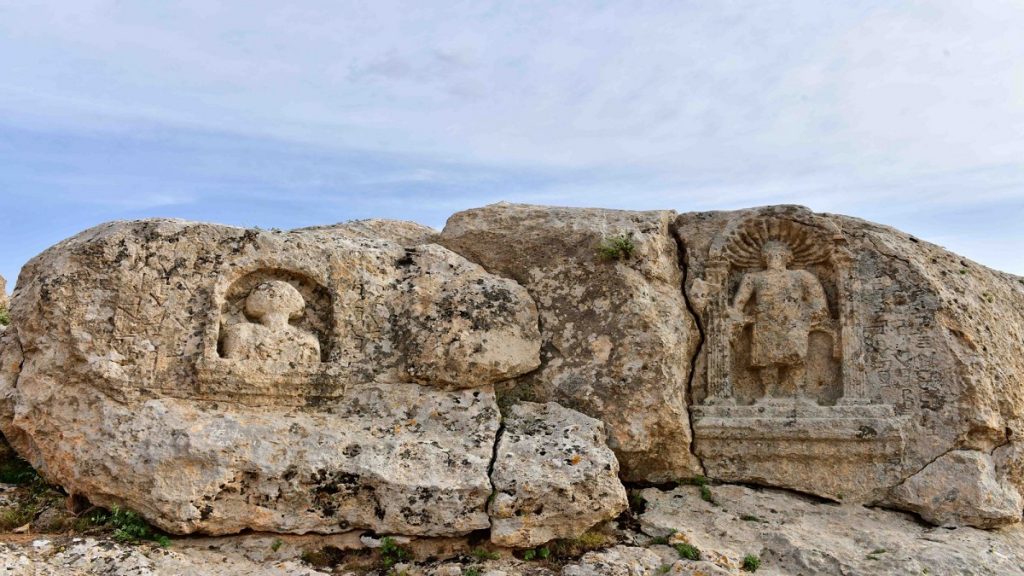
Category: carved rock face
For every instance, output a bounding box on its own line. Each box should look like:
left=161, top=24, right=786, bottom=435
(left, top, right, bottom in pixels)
left=677, top=205, right=1024, bottom=525
left=2, top=202, right=1024, bottom=536
left=0, top=219, right=543, bottom=535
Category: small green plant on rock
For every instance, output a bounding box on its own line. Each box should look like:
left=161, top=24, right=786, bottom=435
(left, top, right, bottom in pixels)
left=674, top=542, right=701, bottom=561
left=699, top=484, right=715, bottom=504
left=597, top=234, right=636, bottom=261
left=548, top=531, right=614, bottom=559
left=270, top=538, right=284, bottom=552
left=521, top=546, right=551, bottom=561
left=102, top=506, right=171, bottom=546
left=464, top=568, right=482, bottom=576
left=741, top=553, right=761, bottom=572
left=379, top=536, right=412, bottom=570
left=0, top=455, right=40, bottom=485
left=627, top=489, right=647, bottom=513
left=471, top=546, right=499, bottom=561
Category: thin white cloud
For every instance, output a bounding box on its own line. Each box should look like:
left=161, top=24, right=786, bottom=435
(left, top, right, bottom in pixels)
left=0, top=0, right=1021, bottom=275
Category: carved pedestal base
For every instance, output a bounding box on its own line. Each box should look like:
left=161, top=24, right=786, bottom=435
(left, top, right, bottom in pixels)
left=692, top=403, right=905, bottom=502
left=191, top=358, right=350, bottom=406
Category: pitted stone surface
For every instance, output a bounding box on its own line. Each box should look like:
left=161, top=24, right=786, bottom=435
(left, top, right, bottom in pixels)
left=489, top=402, right=627, bottom=547
left=561, top=546, right=662, bottom=576
left=677, top=205, right=1024, bottom=525
left=0, top=219, right=538, bottom=535
left=441, top=203, right=701, bottom=483
left=2, top=202, right=1024, bottom=536
left=890, top=449, right=1023, bottom=528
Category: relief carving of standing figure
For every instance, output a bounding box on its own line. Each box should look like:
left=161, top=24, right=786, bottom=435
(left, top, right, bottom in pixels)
left=730, top=241, right=828, bottom=401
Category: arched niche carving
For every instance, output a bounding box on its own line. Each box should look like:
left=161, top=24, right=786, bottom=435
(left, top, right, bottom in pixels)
left=697, top=210, right=868, bottom=406
left=688, top=207, right=903, bottom=501
left=216, top=269, right=332, bottom=363
left=194, top=265, right=347, bottom=405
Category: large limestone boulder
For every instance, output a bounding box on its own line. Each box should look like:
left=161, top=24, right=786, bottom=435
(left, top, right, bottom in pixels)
left=489, top=401, right=628, bottom=547
left=440, top=203, right=702, bottom=482
left=0, top=219, right=541, bottom=535
left=676, top=205, right=1024, bottom=525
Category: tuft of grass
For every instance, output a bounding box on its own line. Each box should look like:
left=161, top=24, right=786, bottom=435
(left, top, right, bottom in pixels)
left=627, top=490, right=647, bottom=513
left=464, top=568, right=482, bottom=576
left=678, top=475, right=709, bottom=487
left=674, top=543, right=701, bottom=561
left=0, top=307, right=9, bottom=326
left=271, top=538, right=284, bottom=552
left=0, top=504, right=35, bottom=531
left=471, top=546, right=500, bottom=561
left=699, top=484, right=716, bottom=505
left=70, top=506, right=170, bottom=546
left=548, top=531, right=614, bottom=559
left=0, top=456, right=40, bottom=485
left=0, top=463, right=68, bottom=532
left=101, top=507, right=170, bottom=546
left=741, top=553, right=761, bottom=572
left=597, top=234, right=636, bottom=261
left=379, top=536, right=411, bottom=570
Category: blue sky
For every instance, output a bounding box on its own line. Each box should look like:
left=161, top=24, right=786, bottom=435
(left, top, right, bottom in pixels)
left=2, top=1, right=1023, bottom=285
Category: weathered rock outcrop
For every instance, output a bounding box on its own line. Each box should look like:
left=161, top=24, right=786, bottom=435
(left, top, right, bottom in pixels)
left=0, top=219, right=542, bottom=535
left=2, top=202, right=1023, bottom=539
left=676, top=205, right=1024, bottom=526
left=440, top=203, right=702, bottom=482
left=0, top=273, right=8, bottom=313
left=489, top=402, right=627, bottom=547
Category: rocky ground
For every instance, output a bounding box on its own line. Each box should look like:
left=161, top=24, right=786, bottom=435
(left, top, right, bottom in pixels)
left=3, top=471, right=1023, bottom=576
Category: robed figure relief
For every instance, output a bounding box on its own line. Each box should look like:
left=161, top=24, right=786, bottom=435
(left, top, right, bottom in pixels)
left=729, top=241, right=829, bottom=402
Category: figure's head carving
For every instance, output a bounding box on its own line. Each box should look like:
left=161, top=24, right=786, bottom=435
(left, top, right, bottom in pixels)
left=245, top=281, right=306, bottom=326
left=761, top=241, right=793, bottom=271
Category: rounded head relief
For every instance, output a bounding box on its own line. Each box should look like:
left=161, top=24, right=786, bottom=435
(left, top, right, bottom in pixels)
left=761, top=240, right=793, bottom=268
left=244, top=280, right=306, bottom=321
